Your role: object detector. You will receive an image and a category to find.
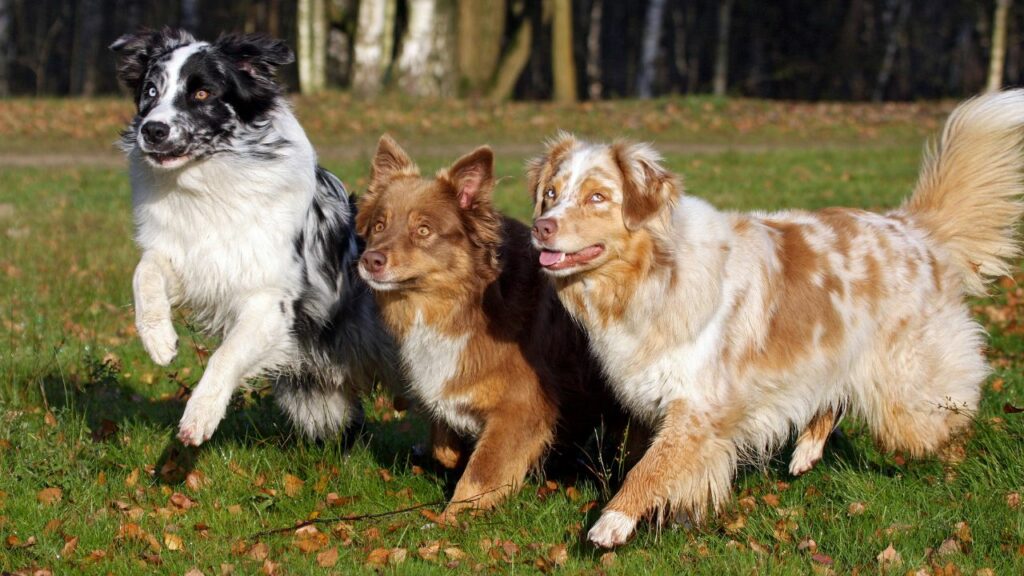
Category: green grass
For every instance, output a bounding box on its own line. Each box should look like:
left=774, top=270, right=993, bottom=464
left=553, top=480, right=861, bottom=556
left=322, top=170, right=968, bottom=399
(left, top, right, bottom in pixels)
left=2, top=98, right=1023, bottom=575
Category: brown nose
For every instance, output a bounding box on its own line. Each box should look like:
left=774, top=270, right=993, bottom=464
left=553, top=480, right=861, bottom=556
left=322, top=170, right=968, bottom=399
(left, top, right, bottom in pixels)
left=533, top=218, right=558, bottom=241
left=360, top=250, right=387, bottom=273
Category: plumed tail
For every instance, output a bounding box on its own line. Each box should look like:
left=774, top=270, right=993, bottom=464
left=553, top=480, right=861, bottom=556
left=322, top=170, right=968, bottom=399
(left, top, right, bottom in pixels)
left=904, top=89, right=1024, bottom=295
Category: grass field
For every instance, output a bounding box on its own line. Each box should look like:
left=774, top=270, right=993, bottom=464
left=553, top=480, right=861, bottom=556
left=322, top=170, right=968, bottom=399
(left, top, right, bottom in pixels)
left=1, top=95, right=1023, bottom=575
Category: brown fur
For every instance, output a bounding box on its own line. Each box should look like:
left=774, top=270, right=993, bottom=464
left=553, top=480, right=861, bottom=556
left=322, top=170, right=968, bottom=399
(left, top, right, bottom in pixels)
left=358, top=135, right=623, bottom=521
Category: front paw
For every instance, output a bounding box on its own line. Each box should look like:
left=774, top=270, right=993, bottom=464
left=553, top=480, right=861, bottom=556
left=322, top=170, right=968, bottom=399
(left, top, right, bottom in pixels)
left=177, top=394, right=227, bottom=446
left=588, top=511, right=637, bottom=548
left=138, top=319, right=178, bottom=366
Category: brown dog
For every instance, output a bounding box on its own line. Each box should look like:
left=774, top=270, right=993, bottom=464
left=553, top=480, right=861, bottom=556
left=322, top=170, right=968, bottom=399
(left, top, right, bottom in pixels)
left=356, top=135, right=621, bottom=521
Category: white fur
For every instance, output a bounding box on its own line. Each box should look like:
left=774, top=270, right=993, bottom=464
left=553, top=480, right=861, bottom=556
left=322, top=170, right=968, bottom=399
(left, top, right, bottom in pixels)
left=400, top=312, right=480, bottom=437
left=588, top=511, right=638, bottom=548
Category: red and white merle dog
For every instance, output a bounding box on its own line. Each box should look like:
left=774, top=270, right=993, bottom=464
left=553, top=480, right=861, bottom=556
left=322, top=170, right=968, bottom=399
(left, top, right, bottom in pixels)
left=111, top=28, right=400, bottom=446
left=529, top=91, right=1024, bottom=547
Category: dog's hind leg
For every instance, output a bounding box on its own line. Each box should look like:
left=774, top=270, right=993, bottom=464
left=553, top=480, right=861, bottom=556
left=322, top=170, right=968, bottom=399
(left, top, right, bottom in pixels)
left=858, top=304, right=986, bottom=458
left=178, top=293, right=293, bottom=446
left=788, top=408, right=839, bottom=476
left=273, top=375, right=362, bottom=440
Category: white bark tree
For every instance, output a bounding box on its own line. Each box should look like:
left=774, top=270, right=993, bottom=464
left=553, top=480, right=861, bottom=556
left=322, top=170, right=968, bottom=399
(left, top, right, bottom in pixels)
left=395, top=0, right=456, bottom=98
left=987, top=0, right=1012, bottom=92
left=298, top=0, right=328, bottom=94
left=636, top=0, right=666, bottom=98
left=352, top=0, right=397, bottom=97
left=712, top=0, right=733, bottom=97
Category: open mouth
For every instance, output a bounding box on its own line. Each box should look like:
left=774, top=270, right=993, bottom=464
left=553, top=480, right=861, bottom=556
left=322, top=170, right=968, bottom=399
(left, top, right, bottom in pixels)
left=145, top=151, right=192, bottom=168
left=538, top=245, right=605, bottom=271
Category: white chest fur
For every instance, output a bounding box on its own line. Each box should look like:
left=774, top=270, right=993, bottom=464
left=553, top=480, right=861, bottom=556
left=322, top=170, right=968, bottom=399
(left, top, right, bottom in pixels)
left=400, top=312, right=481, bottom=437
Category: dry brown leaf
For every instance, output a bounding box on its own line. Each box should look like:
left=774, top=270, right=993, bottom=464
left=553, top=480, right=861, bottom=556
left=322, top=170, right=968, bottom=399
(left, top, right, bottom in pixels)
left=565, top=486, right=580, bottom=501
left=389, top=548, right=408, bottom=565
left=444, top=546, right=466, bottom=560
left=183, top=569, right=204, bottom=576
left=219, top=564, right=235, bottom=575
left=377, top=468, right=393, bottom=482
left=325, top=493, right=356, bottom=507
left=847, top=502, right=866, bottom=516
left=811, top=553, right=833, bottom=565
left=954, top=521, right=973, bottom=544
left=283, top=474, right=304, bottom=497
left=876, top=543, right=902, bottom=568
left=418, top=541, right=441, bottom=561
left=170, top=492, right=195, bottom=510
left=366, top=547, right=390, bottom=566
left=164, top=533, right=184, bottom=551
left=548, top=543, right=568, bottom=566
left=1007, top=492, right=1021, bottom=509
left=578, top=500, right=598, bottom=514
left=227, top=504, right=242, bottom=515
left=61, top=536, right=79, bottom=558
left=248, top=541, right=269, bottom=561
left=762, top=493, right=780, bottom=507
left=125, top=468, right=139, bottom=488
left=738, top=495, right=757, bottom=512
left=937, top=538, right=961, bottom=556
left=261, top=559, right=278, bottom=575
left=185, top=470, right=208, bottom=492
left=293, top=525, right=328, bottom=553
left=37, top=487, right=62, bottom=506
left=599, top=551, right=617, bottom=566
left=44, top=411, right=58, bottom=427
left=316, top=547, right=339, bottom=568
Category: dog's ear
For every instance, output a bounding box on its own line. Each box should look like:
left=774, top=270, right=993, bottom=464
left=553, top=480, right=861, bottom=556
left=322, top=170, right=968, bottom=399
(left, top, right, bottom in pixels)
left=371, top=134, right=418, bottom=188
left=448, top=146, right=494, bottom=209
left=110, top=27, right=195, bottom=97
left=214, top=34, right=294, bottom=80
left=612, top=141, right=681, bottom=231
left=527, top=131, right=576, bottom=217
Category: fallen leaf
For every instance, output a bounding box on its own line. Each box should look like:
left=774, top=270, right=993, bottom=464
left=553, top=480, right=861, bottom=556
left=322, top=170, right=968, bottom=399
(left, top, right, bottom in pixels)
left=326, top=493, right=356, bottom=507
left=548, top=544, right=568, bottom=566
left=37, top=487, right=62, bottom=505
left=418, top=541, right=441, bottom=561
left=61, top=536, right=79, bottom=557
left=847, top=502, right=866, bottom=516
left=798, top=538, right=818, bottom=553
left=44, top=411, right=58, bottom=427
left=183, top=569, right=204, bottom=576
left=316, top=547, right=339, bottom=567
left=227, top=504, right=242, bottom=515
left=444, top=546, right=466, bottom=560
left=876, top=544, right=902, bottom=568
left=811, top=553, right=833, bottom=565
left=389, top=548, right=408, bottom=564
left=91, top=419, right=118, bottom=443
left=164, top=533, right=184, bottom=551
left=185, top=470, right=208, bottom=491
left=366, top=548, right=390, bottom=566
left=248, top=542, right=269, bottom=561
left=600, top=551, right=617, bottom=566
left=420, top=508, right=443, bottom=524
left=377, top=469, right=393, bottom=482
left=578, top=500, right=598, bottom=514
left=762, top=493, right=780, bottom=507
left=293, top=525, right=328, bottom=553
left=954, top=521, right=973, bottom=545
left=170, top=492, right=195, bottom=510
left=125, top=468, right=139, bottom=488
left=283, top=474, right=304, bottom=497
left=43, top=519, right=62, bottom=533
left=220, top=564, right=234, bottom=575
left=1007, top=492, right=1021, bottom=509
left=261, top=559, right=278, bottom=575
left=937, top=538, right=961, bottom=556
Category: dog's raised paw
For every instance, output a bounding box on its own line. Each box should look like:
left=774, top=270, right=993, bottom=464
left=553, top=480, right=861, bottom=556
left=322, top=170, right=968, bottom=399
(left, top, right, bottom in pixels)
left=177, top=395, right=226, bottom=447
left=139, top=320, right=178, bottom=366
left=587, top=511, right=637, bottom=548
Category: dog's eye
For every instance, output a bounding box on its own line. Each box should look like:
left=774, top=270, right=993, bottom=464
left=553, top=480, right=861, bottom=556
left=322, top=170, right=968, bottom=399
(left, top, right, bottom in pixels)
left=145, top=84, right=157, bottom=99
left=373, top=221, right=385, bottom=233
left=544, top=187, right=556, bottom=200
left=590, top=193, right=605, bottom=203
left=417, top=225, right=431, bottom=237
left=194, top=89, right=210, bottom=102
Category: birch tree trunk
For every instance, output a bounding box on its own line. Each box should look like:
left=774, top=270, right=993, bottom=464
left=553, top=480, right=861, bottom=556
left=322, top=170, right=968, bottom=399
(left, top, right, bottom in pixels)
left=586, top=0, right=602, bottom=100
left=181, top=0, right=199, bottom=33
left=352, top=0, right=397, bottom=96
left=987, top=0, right=1012, bottom=92
left=551, top=0, right=577, bottom=103
left=396, top=0, right=457, bottom=98
left=636, top=0, right=666, bottom=99
left=458, top=0, right=505, bottom=96
left=1, top=0, right=12, bottom=97
left=298, top=0, right=328, bottom=94
left=712, top=0, right=733, bottom=97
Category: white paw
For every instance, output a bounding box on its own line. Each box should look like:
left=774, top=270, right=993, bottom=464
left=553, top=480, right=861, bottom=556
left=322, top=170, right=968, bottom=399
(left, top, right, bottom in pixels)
left=587, top=511, right=637, bottom=548
left=788, top=441, right=824, bottom=476
left=138, top=319, right=178, bottom=366
left=177, top=394, right=227, bottom=446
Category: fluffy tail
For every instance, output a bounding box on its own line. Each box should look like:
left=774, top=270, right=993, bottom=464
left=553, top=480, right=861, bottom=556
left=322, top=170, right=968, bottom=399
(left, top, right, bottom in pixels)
left=904, top=89, right=1024, bottom=295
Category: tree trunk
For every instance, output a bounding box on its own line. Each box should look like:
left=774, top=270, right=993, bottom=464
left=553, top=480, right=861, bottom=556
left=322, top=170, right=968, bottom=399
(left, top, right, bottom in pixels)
left=489, top=14, right=532, bottom=101
left=872, top=0, right=910, bottom=101
left=396, top=0, right=457, bottom=98
left=181, top=0, right=199, bottom=33
left=298, top=0, right=328, bottom=94
left=712, top=0, right=733, bottom=97
left=551, top=0, right=577, bottom=103
left=352, top=0, right=397, bottom=97
left=636, top=0, right=665, bottom=99
left=987, top=0, right=1012, bottom=92
left=458, top=0, right=506, bottom=96
left=0, top=0, right=11, bottom=97
left=586, top=0, right=602, bottom=100
left=70, top=0, right=103, bottom=96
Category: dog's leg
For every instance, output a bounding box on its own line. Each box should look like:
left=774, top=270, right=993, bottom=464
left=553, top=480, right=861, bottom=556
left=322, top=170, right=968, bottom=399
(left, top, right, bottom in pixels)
left=438, top=408, right=554, bottom=523
left=430, top=420, right=465, bottom=470
left=133, top=252, right=180, bottom=366
left=588, top=399, right=737, bottom=548
left=178, top=293, right=289, bottom=446
left=788, top=408, right=837, bottom=476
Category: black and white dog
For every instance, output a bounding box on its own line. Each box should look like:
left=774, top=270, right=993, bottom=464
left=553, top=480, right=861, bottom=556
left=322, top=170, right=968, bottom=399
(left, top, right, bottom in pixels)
left=110, top=28, right=400, bottom=446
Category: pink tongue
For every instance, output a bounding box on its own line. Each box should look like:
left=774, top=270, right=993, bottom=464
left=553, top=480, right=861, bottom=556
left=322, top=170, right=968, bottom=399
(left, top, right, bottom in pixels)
left=539, top=250, right=565, bottom=267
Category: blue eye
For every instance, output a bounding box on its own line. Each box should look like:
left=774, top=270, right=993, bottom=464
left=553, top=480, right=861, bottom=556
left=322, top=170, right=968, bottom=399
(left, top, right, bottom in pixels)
left=146, top=85, right=157, bottom=98
left=544, top=187, right=555, bottom=199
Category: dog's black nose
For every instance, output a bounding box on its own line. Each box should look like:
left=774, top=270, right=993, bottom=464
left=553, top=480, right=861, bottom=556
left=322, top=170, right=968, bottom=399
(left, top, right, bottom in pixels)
left=361, top=250, right=387, bottom=273
left=141, top=121, right=170, bottom=145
